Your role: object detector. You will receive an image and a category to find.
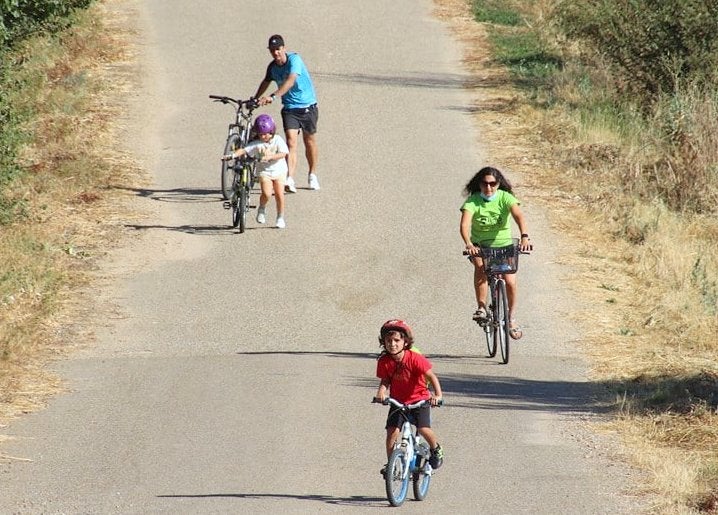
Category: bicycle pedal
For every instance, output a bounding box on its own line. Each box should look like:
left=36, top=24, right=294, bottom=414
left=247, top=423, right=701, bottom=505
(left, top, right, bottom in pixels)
left=223, top=201, right=231, bottom=209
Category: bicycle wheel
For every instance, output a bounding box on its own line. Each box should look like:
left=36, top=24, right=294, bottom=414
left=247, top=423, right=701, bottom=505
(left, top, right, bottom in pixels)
left=237, top=183, right=248, bottom=233
left=496, top=279, right=510, bottom=364
left=231, top=195, right=241, bottom=229
left=484, top=303, right=497, bottom=358
left=222, top=132, right=240, bottom=200
left=230, top=172, right=240, bottom=228
left=385, top=447, right=410, bottom=507
left=412, top=457, right=431, bottom=501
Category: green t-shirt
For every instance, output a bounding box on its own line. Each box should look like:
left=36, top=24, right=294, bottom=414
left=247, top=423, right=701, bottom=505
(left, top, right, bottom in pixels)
left=461, top=190, right=518, bottom=246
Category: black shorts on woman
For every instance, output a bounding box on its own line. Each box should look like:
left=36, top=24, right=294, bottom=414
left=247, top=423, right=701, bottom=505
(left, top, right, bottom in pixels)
left=281, top=103, right=318, bottom=134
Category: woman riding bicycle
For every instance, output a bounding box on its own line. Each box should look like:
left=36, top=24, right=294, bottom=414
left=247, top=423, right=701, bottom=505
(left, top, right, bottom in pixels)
left=460, top=166, right=532, bottom=339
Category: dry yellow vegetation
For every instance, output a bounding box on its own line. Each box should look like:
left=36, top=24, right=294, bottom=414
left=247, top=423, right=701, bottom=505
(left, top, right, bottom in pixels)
left=434, top=0, right=717, bottom=513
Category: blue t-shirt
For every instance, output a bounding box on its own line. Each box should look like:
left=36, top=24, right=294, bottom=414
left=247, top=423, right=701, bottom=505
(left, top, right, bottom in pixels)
left=265, top=52, right=317, bottom=109
left=461, top=190, right=519, bottom=246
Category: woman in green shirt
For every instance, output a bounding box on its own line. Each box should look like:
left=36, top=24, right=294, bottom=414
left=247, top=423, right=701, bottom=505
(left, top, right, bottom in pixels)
left=460, top=167, right=532, bottom=339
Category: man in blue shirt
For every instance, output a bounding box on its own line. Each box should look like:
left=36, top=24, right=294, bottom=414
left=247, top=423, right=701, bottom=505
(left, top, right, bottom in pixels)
left=255, top=35, right=320, bottom=193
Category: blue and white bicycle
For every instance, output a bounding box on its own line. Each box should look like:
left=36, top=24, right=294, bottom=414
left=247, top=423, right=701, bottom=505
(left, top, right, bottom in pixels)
left=373, top=397, right=441, bottom=507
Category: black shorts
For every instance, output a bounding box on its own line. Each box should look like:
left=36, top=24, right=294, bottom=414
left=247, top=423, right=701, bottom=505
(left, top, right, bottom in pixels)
left=385, top=403, right=431, bottom=430
left=281, top=104, right=318, bottom=134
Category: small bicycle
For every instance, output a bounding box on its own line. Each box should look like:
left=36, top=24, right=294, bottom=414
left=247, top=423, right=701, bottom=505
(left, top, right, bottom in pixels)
left=464, top=238, right=530, bottom=364
left=209, top=95, right=260, bottom=200
left=221, top=154, right=257, bottom=232
left=372, top=397, right=441, bottom=507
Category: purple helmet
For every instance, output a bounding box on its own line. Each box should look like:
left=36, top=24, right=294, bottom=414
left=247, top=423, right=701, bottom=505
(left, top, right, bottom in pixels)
left=254, top=114, right=276, bottom=135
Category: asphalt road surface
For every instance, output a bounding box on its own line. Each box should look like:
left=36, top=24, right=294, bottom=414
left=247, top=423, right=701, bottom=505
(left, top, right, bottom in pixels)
left=0, top=0, right=641, bottom=513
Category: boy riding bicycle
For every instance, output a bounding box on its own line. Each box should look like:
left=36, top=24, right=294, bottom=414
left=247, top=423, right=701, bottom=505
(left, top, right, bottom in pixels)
left=374, top=319, right=444, bottom=473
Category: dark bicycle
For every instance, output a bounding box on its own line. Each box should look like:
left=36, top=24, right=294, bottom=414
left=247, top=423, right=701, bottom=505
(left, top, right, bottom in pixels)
left=222, top=154, right=257, bottom=233
left=464, top=238, right=530, bottom=364
left=209, top=95, right=260, bottom=200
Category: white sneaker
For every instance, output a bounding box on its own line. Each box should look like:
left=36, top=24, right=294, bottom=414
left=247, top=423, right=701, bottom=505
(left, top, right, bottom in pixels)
left=308, top=173, right=320, bottom=190
left=285, top=176, right=297, bottom=193
left=256, top=207, right=266, bottom=224
left=275, top=216, right=286, bottom=229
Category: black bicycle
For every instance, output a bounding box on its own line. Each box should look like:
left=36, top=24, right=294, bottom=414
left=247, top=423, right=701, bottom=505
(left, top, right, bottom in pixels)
left=222, top=154, right=257, bottom=233
left=465, top=238, right=530, bottom=364
left=209, top=95, right=260, bottom=200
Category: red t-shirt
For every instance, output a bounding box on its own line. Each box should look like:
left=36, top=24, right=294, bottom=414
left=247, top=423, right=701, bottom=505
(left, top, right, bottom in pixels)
left=376, top=350, right=432, bottom=404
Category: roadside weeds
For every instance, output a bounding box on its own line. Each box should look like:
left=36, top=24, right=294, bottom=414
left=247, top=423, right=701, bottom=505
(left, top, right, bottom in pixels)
left=434, top=0, right=718, bottom=513
left=0, top=0, right=147, bottom=423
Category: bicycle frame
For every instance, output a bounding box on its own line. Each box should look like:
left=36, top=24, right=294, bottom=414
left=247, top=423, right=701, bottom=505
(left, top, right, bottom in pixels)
left=209, top=95, right=260, bottom=200
left=386, top=399, right=432, bottom=478
left=376, top=397, right=436, bottom=507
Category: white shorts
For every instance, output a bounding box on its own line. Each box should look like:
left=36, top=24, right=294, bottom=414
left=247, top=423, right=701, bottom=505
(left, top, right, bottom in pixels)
left=259, top=169, right=287, bottom=182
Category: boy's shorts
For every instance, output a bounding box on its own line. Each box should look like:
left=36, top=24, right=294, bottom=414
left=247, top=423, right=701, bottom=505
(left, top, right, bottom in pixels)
left=385, top=402, right=431, bottom=430
left=281, top=104, right=318, bottom=134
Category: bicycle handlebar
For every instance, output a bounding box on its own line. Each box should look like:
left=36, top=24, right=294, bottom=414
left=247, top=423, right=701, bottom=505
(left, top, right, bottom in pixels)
left=462, top=247, right=532, bottom=256
left=209, top=95, right=260, bottom=110
left=372, top=397, right=443, bottom=408
left=221, top=153, right=259, bottom=163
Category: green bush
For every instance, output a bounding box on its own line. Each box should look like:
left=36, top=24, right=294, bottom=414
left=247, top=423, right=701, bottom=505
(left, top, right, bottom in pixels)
left=554, top=0, right=718, bottom=104
left=1, top=0, right=92, bottom=46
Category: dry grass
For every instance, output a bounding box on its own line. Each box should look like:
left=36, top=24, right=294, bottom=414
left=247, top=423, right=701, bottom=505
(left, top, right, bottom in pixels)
left=434, top=0, right=718, bottom=512
left=0, top=0, right=146, bottom=422
left=1, top=0, right=716, bottom=511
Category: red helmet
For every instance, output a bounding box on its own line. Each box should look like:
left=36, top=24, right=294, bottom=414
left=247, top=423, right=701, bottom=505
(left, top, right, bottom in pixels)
left=253, top=114, right=276, bottom=135
left=380, top=319, right=413, bottom=339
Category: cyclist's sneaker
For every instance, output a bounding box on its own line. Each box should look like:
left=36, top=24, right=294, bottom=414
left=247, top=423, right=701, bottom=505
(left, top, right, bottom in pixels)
left=380, top=464, right=387, bottom=478
left=429, top=444, right=444, bottom=469
left=472, top=307, right=488, bottom=323
left=256, top=207, right=266, bottom=224
left=308, top=173, right=320, bottom=190
left=275, top=216, right=286, bottom=229
left=285, top=176, right=297, bottom=193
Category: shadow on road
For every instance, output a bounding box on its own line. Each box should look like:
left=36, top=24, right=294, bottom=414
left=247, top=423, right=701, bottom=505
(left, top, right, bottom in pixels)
left=238, top=352, right=617, bottom=416
left=113, top=185, right=221, bottom=203
left=156, top=492, right=385, bottom=508
left=314, top=70, right=507, bottom=90
left=438, top=372, right=614, bottom=414
left=123, top=223, right=254, bottom=235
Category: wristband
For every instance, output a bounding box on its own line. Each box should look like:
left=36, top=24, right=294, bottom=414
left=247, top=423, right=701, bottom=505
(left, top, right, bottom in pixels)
left=521, top=234, right=529, bottom=238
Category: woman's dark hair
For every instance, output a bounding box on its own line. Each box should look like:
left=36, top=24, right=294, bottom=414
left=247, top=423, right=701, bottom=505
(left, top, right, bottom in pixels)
left=464, top=166, right=514, bottom=196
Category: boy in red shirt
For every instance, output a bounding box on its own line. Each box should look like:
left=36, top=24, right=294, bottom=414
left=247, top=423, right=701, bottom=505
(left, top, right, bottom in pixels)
left=374, top=319, right=444, bottom=471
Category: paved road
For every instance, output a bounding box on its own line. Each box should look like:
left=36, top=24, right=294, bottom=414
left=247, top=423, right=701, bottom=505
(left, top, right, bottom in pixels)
left=0, top=0, right=639, bottom=513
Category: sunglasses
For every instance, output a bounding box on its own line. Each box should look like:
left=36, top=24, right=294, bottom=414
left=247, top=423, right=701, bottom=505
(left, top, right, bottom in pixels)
left=481, top=180, right=498, bottom=187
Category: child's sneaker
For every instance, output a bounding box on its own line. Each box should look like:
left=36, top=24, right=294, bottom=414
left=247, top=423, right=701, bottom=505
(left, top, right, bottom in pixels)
left=256, top=207, right=266, bottom=224
left=308, top=173, right=320, bottom=190
left=284, top=176, right=297, bottom=193
left=429, top=444, right=444, bottom=469
left=275, top=216, right=286, bottom=229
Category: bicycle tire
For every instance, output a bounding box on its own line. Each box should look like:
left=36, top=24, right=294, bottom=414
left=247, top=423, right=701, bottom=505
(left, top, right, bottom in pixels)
left=222, top=132, right=241, bottom=200
left=230, top=171, right=240, bottom=228
left=231, top=196, right=241, bottom=229
left=484, top=301, right=497, bottom=358
left=385, top=447, right=410, bottom=507
left=496, top=279, right=510, bottom=364
left=238, top=180, right=248, bottom=233
left=412, top=458, right=431, bottom=501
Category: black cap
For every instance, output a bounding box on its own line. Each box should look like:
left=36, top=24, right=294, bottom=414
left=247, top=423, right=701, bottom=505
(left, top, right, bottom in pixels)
left=268, top=34, right=285, bottom=49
